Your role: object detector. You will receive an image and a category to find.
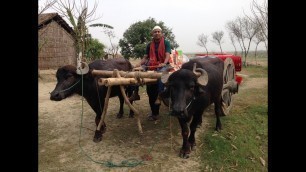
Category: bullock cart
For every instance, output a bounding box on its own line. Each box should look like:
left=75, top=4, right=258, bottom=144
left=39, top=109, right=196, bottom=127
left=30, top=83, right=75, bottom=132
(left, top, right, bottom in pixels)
left=82, top=57, right=239, bottom=141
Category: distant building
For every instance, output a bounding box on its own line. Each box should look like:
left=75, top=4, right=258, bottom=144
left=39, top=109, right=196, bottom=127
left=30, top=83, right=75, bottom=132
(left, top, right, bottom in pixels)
left=38, top=13, right=76, bottom=69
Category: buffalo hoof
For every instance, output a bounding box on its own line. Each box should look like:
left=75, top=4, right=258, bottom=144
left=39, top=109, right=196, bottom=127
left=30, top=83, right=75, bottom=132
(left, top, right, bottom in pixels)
left=179, top=149, right=190, bottom=159
left=191, top=143, right=196, bottom=151
left=101, top=124, right=107, bottom=134
left=93, top=130, right=103, bottom=143
left=128, top=113, right=134, bottom=118
left=215, top=125, right=222, bottom=131
left=116, top=113, right=123, bottom=119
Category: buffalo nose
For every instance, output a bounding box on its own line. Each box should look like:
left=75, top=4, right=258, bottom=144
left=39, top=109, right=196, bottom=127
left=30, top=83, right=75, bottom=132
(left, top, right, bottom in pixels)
left=50, top=91, right=61, bottom=101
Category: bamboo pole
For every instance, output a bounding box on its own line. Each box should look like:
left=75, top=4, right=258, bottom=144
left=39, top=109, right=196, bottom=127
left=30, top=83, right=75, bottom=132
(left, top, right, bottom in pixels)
left=97, top=85, right=112, bottom=132
left=92, top=69, right=164, bottom=79
left=96, top=69, right=144, bottom=135
left=98, top=78, right=157, bottom=86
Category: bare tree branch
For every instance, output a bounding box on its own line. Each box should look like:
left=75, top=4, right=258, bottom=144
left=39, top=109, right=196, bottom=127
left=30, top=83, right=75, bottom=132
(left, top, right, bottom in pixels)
left=228, top=32, right=237, bottom=55
left=104, top=29, right=119, bottom=58
left=244, top=0, right=268, bottom=45
left=38, top=0, right=57, bottom=15
left=211, top=31, right=224, bottom=53
left=253, top=29, right=267, bottom=64
left=51, top=0, right=104, bottom=59
left=226, top=20, right=243, bottom=56
left=226, top=16, right=260, bottom=66
left=197, top=34, right=209, bottom=55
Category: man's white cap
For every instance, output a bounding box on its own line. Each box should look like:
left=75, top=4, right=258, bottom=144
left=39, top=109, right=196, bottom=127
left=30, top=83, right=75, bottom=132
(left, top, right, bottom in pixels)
left=152, top=25, right=162, bottom=31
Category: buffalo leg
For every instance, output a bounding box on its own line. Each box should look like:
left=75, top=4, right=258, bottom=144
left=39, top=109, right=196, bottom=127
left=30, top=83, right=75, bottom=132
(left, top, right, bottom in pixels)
left=116, top=95, right=124, bottom=118
left=188, top=114, right=201, bottom=151
left=95, top=117, right=107, bottom=133
left=128, top=104, right=135, bottom=118
left=125, top=86, right=135, bottom=118
left=197, top=114, right=202, bottom=128
left=93, top=117, right=106, bottom=142
left=178, top=118, right=191, bottom=159
left=214, top=101, right=223, bottom=131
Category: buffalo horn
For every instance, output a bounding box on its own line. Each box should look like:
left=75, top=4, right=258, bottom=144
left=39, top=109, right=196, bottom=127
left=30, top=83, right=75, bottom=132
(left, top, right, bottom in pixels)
left=193, top=63, right=208, bottom=86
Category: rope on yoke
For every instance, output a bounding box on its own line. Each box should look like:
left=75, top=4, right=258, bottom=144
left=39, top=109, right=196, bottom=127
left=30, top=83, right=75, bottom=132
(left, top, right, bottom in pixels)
left=135, top=71, right=141, bottom=85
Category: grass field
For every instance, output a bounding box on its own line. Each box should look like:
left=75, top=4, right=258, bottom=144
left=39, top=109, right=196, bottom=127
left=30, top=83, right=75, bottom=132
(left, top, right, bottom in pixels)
left=198, top=53, right=268, bottom=171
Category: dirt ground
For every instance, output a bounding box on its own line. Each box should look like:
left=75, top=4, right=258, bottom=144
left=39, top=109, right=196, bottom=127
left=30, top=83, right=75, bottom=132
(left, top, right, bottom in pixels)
left=38, top=68, right=267, bottom=172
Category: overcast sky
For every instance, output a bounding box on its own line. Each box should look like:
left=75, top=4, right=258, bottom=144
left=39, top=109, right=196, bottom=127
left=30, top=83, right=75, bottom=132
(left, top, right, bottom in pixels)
left=40, top=0, right=266, bottom=53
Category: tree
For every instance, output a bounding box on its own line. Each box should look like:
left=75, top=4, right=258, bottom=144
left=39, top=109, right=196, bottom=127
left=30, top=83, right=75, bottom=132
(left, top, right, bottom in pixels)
left=246, top=0, right=268, bottom=50
left=241, top=17, right=261, bottom=66
left=119, top=17, right=179, bottom=59
left=51, top=0, right=113, bottom=64
left=85, top=38, right=106, bottom=61
left=228, top=32, right=237, bottom=55
left=103, top=29, right=119, bottom=58
left=197, top=34, right=209, bottom=55
left=38, top=0, right=58, bottom=54
left=211, top=31, right=224, bottom=53
left=226, top=16, right=260, bottom=67
left=252, top=30, right=266, bottom=65
left=39, top=0, right=57, bottom=15
left=226, top=20, right=244, bottom=57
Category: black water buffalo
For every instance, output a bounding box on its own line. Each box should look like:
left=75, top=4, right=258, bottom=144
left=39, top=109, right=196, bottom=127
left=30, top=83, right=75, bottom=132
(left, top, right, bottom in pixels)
left=50, top=58, right=134, bottom=141
left=160, top=56, right=226, bottom=158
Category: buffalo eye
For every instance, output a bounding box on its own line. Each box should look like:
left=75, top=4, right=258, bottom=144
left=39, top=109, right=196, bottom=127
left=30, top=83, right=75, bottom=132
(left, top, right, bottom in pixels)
left=190, top=86, right=195, bottom=92
left=188, top=83, right=195, bottom=91
left=64, top=73, right=73, bottom=79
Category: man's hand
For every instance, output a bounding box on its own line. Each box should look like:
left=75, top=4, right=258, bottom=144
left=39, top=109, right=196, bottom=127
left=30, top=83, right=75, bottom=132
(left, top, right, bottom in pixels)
left=158, top=63, right=166, bottom=67
left=134, top=63, right=141, bottom=68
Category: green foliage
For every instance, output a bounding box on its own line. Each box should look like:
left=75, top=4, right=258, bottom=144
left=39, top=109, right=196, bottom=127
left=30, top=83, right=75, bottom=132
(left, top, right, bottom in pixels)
left=84, top=38, right=106, bottom=61
left=89, top=23, right=114, bottom=29
left=119, top=17, right=179, bottom=59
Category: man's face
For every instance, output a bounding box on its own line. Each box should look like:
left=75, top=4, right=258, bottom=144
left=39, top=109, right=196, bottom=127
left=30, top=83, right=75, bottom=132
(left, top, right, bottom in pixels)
left=152, top=29, right=162, bottom=40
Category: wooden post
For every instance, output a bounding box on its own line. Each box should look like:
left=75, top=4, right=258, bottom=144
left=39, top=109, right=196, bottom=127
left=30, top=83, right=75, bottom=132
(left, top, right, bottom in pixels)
left=94, top=69, right=167, bottom=135
left=113, top=69, right=144, bottom=135
left=97, top=85, right=112, bottom=132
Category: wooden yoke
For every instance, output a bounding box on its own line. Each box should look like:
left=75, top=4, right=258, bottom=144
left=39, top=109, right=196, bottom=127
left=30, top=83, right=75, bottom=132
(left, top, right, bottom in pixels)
left=114, top=70, right=143, bottom=135
left=92, top=69, right=164, bottom=79
left=99, top=78, right=157, bottom=86
left=92, top=69, right=173, bottom=136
